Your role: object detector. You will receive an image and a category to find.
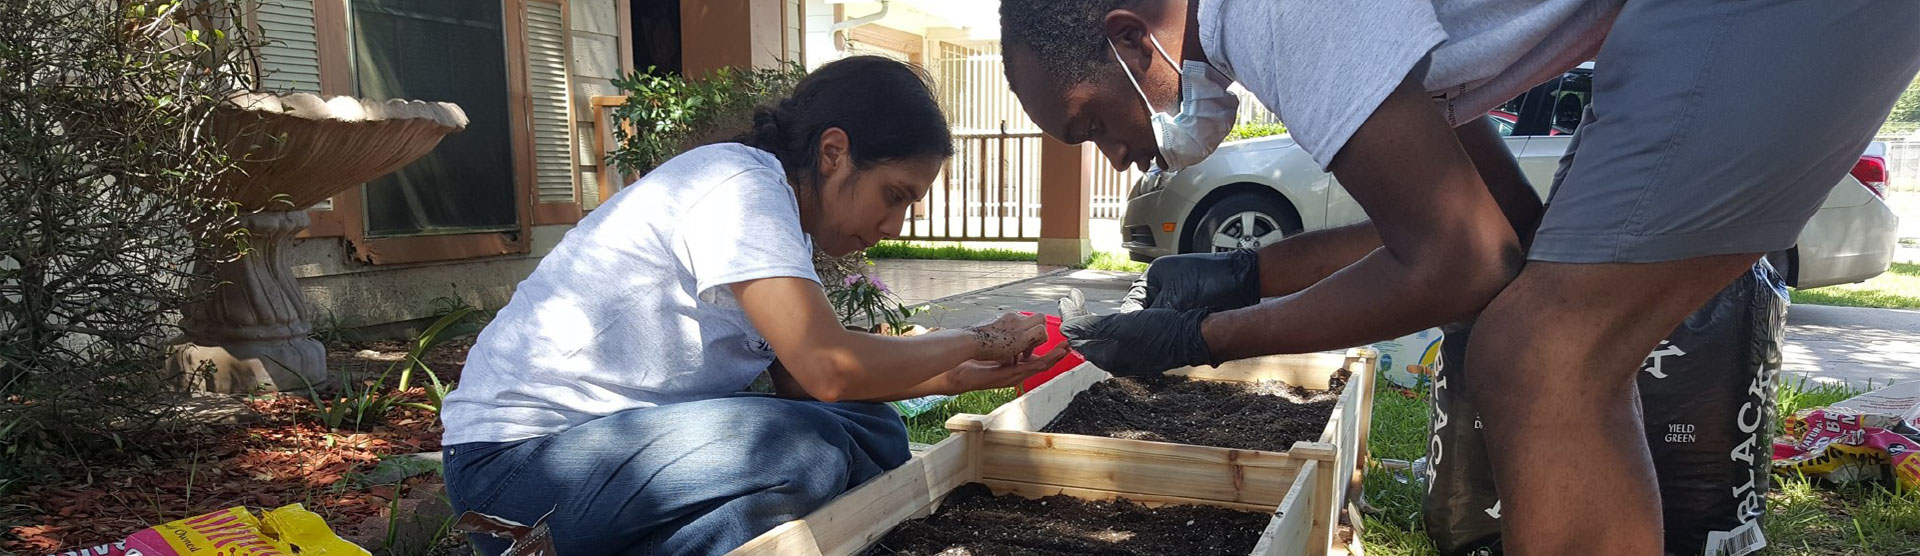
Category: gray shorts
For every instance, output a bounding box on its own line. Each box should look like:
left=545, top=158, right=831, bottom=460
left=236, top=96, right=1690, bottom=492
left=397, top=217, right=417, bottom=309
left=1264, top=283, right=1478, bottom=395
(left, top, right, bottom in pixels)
left=1531, top=0, right=1920, bottom=264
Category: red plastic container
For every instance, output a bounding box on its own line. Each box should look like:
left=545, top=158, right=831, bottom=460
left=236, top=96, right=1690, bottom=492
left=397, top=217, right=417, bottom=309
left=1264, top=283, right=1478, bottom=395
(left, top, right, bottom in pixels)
left=1019, top=312, right=1085, bottom=392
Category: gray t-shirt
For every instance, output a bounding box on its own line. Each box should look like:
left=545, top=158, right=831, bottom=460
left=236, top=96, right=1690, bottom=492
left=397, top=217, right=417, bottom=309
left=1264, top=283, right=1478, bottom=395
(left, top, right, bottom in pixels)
left=441, top=143, right=818, bottom=445
left=1197, top=0, right=1622, bottom=169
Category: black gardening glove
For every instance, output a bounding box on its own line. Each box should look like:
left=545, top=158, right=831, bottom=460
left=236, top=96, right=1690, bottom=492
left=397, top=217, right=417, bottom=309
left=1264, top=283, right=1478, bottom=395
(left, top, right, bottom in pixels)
left=1060, top=308, right=1214, bottom=377
left=1119, top=249, right=1262, bottom=313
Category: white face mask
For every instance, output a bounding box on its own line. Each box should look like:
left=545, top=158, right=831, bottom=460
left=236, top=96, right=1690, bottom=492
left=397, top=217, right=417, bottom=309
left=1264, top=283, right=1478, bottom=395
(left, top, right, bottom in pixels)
left=1108, top=34, right=1240, bottom=171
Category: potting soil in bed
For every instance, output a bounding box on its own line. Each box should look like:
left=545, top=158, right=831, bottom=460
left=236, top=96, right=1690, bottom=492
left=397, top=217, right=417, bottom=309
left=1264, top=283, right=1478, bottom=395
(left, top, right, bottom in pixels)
left=1040, top=374, right=1343, bottom=453
left=864, top=483, right=1270, bottom=556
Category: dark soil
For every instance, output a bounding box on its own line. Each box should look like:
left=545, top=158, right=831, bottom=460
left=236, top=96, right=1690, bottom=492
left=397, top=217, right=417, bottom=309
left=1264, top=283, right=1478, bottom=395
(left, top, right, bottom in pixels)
left=1041, top=374, right=1343, bottom=453
left=864, top=483, right=1270, bottom=556
left=323, top=337, right=474, bottom=385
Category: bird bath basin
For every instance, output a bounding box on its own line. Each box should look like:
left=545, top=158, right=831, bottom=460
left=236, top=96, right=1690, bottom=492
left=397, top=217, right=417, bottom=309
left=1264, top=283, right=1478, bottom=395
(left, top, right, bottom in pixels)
left=172, top=92, right=466, bottom=392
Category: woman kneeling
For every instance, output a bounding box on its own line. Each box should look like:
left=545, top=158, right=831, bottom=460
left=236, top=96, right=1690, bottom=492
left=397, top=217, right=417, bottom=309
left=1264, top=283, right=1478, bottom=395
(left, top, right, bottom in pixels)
left=438, top=56, right=1063, bottom=556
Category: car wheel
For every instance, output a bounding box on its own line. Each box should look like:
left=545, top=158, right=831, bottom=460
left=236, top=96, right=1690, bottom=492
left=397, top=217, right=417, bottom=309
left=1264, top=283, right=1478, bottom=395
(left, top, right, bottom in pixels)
left=1189, top=192, right=1302, bottom=254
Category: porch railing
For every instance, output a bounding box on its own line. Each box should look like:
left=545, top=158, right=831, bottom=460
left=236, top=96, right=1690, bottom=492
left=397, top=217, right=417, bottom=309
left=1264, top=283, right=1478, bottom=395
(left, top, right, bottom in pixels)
left=1091, top=166, right=1143, bottom=220
left=903, top=129, right=1044, bottom=241
left=1880, top=136, right=1920, bottom=192
left=901, top=128, right=1146, bottom=241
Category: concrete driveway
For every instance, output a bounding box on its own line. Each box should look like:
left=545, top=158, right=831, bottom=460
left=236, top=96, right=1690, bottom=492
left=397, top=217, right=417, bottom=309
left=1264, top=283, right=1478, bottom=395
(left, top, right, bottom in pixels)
left=906, top=268, right=1135, bottom=329
left=1784, top=304, right=1920, bottom=390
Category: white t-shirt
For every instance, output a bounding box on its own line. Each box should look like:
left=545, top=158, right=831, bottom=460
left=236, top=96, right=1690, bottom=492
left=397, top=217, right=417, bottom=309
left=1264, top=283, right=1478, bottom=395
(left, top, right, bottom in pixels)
left=1197, top=0, right=1622, bottom=169
left=441, top=143, right=818, bottom=445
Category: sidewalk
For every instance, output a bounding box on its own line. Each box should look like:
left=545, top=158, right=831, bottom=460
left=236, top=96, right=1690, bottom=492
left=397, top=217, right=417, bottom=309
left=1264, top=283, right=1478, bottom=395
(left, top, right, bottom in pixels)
left=907, top=269, right=1138, bottom=329
left=871, top=259, right=1065, bottom=307
left=1783, top=304, right=1920, bottom=390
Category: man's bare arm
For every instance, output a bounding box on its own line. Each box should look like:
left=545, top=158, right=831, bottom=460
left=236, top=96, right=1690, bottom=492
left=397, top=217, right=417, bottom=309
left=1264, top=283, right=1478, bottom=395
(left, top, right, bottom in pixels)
left=1248, top=116, right=1540, bottom=300
left=1202, top=76, right=1524, bottom=358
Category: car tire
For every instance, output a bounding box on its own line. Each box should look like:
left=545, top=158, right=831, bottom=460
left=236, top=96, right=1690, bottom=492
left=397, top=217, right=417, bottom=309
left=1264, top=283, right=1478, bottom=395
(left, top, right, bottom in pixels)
left=1188, top=192, right=1302, bottom=254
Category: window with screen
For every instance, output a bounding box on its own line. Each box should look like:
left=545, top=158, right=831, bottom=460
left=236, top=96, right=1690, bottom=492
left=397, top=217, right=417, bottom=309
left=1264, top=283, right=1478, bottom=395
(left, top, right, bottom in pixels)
left=351, top=0, right=518, bottom=237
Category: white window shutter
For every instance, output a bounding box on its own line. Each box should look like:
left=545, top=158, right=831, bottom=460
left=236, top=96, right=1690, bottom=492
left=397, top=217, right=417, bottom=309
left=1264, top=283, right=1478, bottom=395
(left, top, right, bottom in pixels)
left=255, top=0, right=322, bottom=93
left=255, top=0, right=330, bottom=209
left=785, top=0, right=803, bottom=63
left=525, top=0, right=578, bottom=204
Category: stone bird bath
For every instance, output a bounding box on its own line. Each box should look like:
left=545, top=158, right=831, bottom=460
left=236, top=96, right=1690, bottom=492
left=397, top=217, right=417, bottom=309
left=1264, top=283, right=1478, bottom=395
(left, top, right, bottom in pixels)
left=172, top=92, right=466, bottom=392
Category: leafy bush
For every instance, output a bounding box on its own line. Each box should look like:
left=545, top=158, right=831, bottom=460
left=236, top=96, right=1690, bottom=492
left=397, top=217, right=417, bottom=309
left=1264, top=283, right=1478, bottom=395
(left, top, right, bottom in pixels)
left=1226, top=122, right=1289, bottom=142
left=1881, top=121, right=1920, bottom=138
left=826, top=269, right=921, bottom=334
left=609, top=63, right=908, bottom=327
left=1889, top=74, right=1920, bottom=125
left=0, top=0, right=260, bottom=490
left=606, top=63, right=807, bottom=176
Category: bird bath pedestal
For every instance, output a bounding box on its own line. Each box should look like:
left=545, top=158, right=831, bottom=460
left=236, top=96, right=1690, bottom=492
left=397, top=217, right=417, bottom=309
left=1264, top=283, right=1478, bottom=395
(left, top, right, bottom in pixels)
left=171, top=93, right=466, bottom=393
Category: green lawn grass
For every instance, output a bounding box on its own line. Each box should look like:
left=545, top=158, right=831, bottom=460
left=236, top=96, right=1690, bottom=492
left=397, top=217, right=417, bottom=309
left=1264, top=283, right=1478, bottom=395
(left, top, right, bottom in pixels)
left=1360, top=380, right=1438, bottom=556
left=1765, top=473, right=1920, bottom=555
left=865, top=241, right=1037, bottom=262
left=867, top=241, right=1153, bottom=275
left=1076, top=251, right=1149, bottom=272
left=900, top=387, right=1020, bottom=445
left=1791, top=262, right=1920, bottom=309
left=1361, top=375, right=1920, bottom=556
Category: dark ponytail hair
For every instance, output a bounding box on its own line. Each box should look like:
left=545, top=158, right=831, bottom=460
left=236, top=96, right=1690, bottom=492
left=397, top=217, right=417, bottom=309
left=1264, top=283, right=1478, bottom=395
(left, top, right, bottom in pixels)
left=738, top=56, right=954, bottom=188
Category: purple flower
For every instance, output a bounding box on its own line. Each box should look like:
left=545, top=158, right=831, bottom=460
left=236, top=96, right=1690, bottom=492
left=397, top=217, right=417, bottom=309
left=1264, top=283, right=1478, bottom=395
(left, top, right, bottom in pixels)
left=868, top=275, right=890, bottom=293
left=842, top=274, right=862, bottom=287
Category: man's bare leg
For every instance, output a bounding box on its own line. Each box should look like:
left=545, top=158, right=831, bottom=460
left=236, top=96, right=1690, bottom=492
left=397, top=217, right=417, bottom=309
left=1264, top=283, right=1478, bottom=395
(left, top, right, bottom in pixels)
left=1466, top=254, right=1761, bottom=555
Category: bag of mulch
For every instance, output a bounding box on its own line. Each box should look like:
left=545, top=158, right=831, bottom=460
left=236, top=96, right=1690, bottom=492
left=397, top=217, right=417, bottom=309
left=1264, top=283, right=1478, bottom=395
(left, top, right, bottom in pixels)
left=1773, top=381, right=1920, bottom=489
left=1372, top=327, right=1445, bottom=388
left=42, top=504, right=369, bottom=556
left=1424, top=261, right=1787, bottom=556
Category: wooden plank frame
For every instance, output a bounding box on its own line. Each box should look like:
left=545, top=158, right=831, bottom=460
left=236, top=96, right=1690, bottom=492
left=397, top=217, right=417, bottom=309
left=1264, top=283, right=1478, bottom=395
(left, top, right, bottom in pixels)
left=730, top=350, right=1376, bottom=556
left=589, top=94, right=632, bottom=204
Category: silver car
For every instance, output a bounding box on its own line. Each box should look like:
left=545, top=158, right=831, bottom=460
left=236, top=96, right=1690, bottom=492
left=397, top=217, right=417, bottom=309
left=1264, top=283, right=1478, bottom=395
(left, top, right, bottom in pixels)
left=1121, top=67, right=1900, bottom=288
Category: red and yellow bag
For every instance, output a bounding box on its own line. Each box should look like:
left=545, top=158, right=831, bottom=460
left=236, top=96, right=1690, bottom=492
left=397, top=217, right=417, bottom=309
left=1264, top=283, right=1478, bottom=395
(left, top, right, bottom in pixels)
left=46, top=504, right=367, bottom=556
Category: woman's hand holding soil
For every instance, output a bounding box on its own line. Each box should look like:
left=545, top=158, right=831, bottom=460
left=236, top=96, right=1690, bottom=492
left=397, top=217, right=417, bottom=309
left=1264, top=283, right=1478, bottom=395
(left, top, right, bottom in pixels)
left=939, top=344, right=1070, bottom=394
left=965, top=312, right=1050, bottom=364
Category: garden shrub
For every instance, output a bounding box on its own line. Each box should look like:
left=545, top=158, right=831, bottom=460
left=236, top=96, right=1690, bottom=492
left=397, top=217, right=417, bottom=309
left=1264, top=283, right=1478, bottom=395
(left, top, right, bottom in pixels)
left=0, top=0, right=259, bottom=492
left=1226, top=122, right=1289, bottom=142
left=606, top=63, right=808, bottom=177
left=609, top=63, right=907, bottom=325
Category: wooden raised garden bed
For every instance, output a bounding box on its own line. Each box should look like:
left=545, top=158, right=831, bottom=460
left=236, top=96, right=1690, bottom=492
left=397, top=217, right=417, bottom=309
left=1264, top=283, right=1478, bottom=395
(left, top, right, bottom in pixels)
left=729, top=350, right=1375, bottom=556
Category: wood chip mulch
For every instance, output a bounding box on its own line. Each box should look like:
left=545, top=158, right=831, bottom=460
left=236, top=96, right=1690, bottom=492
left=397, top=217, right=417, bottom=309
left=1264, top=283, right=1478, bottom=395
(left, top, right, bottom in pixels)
left=0, top=340, right=471, bottom=555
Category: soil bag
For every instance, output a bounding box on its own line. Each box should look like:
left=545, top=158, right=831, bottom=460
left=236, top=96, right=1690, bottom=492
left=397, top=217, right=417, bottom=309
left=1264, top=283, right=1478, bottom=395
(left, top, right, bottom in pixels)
left=42, top=504, right=368, bottom=556
left=1372, top=328, right=1444, bottom=388
left=1424, top=261, right=1786, bottom=556
left=1773, top=381, right=1920, bottom=489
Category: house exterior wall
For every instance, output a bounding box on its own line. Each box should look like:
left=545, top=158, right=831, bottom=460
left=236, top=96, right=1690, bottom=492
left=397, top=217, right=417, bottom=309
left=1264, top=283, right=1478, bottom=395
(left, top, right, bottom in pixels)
left=571, top=0, right=623, bottom=209
left=251, top=0, right=635, bottom=331
left=289, top=225, right=570, bottom=330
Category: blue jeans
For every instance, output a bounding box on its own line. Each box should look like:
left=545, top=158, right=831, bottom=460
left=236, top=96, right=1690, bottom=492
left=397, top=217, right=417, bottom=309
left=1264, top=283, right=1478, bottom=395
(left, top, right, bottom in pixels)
left=441, top=395, right=911, bottom=556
